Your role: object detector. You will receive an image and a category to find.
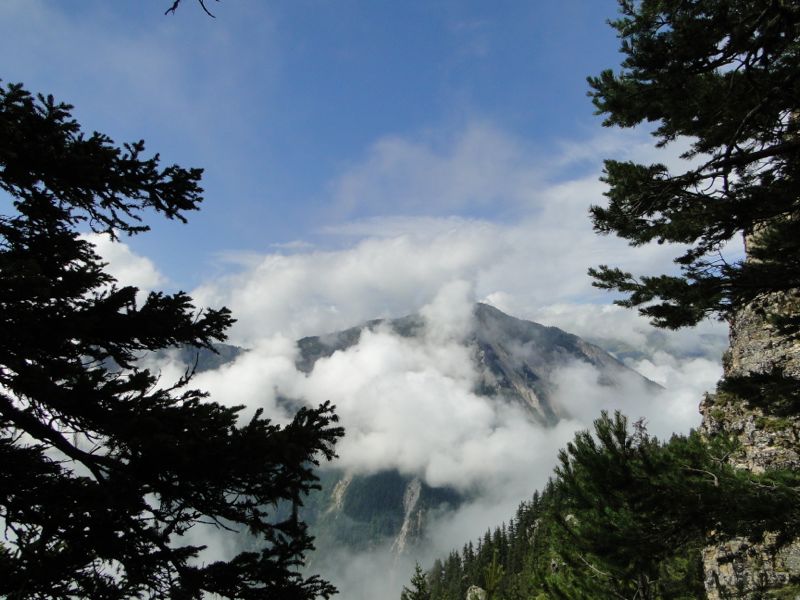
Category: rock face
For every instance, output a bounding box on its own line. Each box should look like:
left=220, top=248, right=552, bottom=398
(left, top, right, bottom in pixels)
left=390, top=478, right=423, bottom=555
left=294, top=303, right=658, bottom=556
left=184, top=304, right=660, bottom=584
left=306, top=470, right=461, bottom=558
left=700, top=291, right=800, bottom=598
left=465, top=585, right=487, bottom=600
left=470, top=303, right=658, bottom=424
left=297, top=302, right=658, bottom=426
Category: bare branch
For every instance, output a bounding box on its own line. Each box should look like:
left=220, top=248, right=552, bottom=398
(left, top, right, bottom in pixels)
left=0, top=392, right=111, bottom=484
left=165, top=0, right=218, bottom=18
left=683, top=465, right=719, bottom=487
left=164, top=0, right=181, bottom=15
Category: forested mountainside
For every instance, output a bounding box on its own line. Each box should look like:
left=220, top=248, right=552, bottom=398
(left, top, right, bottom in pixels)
left=404, top=409, right=799, bottom=600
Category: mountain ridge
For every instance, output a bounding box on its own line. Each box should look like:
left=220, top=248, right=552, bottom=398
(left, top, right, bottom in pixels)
left=161, top=302, right=665, bottom=599
left=294, top=302, right=659, bottom=425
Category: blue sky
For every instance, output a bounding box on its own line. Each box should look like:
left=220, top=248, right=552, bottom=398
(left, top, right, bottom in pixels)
left=2, top=1, right=623, bottom=282
left=1, top=0, right=730, bottom=356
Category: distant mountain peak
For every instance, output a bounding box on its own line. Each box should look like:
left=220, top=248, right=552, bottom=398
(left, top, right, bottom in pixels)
left=176, top=302, right=661, bottom=594
left=295, top=302, right=658, bottom=425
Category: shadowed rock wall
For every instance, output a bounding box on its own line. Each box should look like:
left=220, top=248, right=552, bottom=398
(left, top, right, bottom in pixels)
left=700, top=291, right=800, bottom=598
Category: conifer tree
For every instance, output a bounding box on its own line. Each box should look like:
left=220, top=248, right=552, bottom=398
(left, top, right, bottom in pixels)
left=586, top=2, right=800, bottom=594
left=0, top=82, right=343, bottom=599
left=401, top=562, right=432, bottom=600
left=588, top=0, right=800, bottom=330
left=543, top=411, right=800, bottom=599
left=483, top=549, right=505, bottom=600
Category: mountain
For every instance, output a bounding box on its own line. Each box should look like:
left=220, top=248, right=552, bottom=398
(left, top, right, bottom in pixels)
left=296, top=302, right=657, bottom=426
left=177, top=303, right=658, bottom=595
left=268, top=304, right=659, bottom=567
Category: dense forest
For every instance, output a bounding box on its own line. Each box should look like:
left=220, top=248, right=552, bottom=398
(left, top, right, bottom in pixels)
left=402, top=412, right=799, bottom=600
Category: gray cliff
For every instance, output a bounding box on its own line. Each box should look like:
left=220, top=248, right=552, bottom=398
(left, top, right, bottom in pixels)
left=700, top=289, right=800, bottom=598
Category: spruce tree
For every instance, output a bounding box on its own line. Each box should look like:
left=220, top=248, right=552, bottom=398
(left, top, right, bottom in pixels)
left=0, top=82, right=343, bottom=599
left=483, top=549, right=505, bottom=600
left=587, top=0, right=800, bottom=330
left=401, top=562, right=432, bottom=600
left=543, top=412, right=800, bottom=599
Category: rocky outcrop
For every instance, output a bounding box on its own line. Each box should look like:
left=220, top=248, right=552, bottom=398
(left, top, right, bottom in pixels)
left=391, top=478, right=424, bottom=555
left=701, top=393, right=800, bottom=475
left=723, top=291, right=800, bottom=380
left=701, top=532, right=800, bottom=598
left=700, top=291, right=800, bottom=598
left=465, top=585, right=487, bottom=600
left=325, top=473, right=353, bottom=515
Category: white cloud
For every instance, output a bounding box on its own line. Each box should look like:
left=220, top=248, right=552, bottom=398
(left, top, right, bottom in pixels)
left=270, top=240, right=315, bottom=251
left=313, top=541, right=420, bottom=600
left=85, top=121, right=730, bottom=596
left=333, top=122, right=546, bottom=216
left=551, top=356, right=721, bottom=441
left=192, top=336, right=300, bottom=424
left=525, top=302, right=729, bottom=361
left=192, top=222, right=510, bottom=344
left=192, top=202, right=687, bottom=347
left=332, top=122, right=703, bottom=219
left=81, top=233, right=167, bottom=293
left=193, top=123, right=735, bottom=350
left=179, top=283, right=722, bottom=492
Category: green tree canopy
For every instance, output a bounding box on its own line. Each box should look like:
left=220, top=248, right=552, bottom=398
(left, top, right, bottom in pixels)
left=588, top=0, right=800, bottom=329
left=401, top=562, right=432, bottom=600
left=0, top=82, right=343, bottom=599
left=543, top=412, right=800, bottom=600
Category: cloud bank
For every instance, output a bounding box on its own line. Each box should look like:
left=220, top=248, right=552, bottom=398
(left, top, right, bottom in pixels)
left=167, top=283, right=722, bottom=600
left=174, top=281, right=720, bottom=492
left=81, top=233, right=167, bottom=294
left=86, top=123, right=730, bottom=599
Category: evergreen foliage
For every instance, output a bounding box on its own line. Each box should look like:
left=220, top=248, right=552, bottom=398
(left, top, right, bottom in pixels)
left=424, top=492, right=550, bottom=600
left=548, top=414, right=800, bottom=599
left=587, top=0, right=800, bottom=330
left=0, top=82, right=343, bottom=599
left=401, top=562, right=432, bottom=600
left=410, top=414, right=800, bottom=599
left=585, top=2, right=800, bottom=592
left=483, top=550, right=505, bottom=600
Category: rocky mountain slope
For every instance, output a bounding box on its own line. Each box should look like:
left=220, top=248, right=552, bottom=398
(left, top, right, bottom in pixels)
left=296, top=302, right=657, bottom=426
left=700, top=290, right=800, bottom=598
left=286, top=303, right=658, bottom=559
left=175, top=303, right=659, bottom=580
